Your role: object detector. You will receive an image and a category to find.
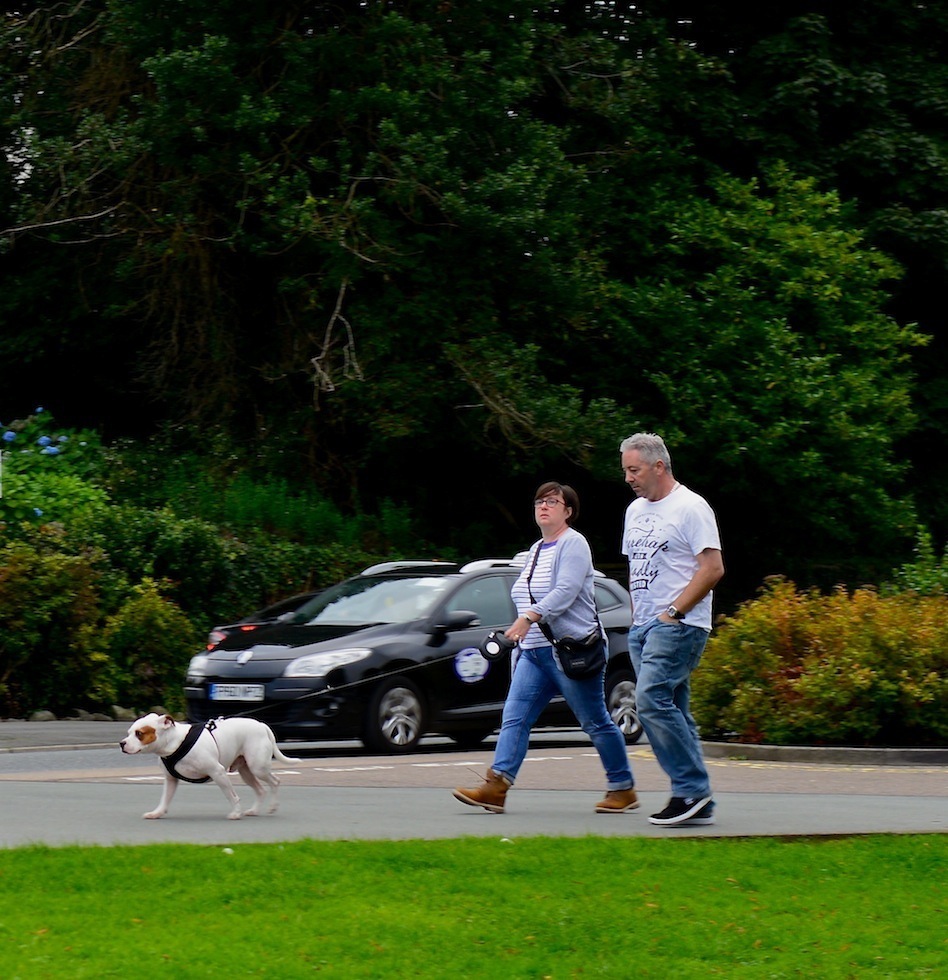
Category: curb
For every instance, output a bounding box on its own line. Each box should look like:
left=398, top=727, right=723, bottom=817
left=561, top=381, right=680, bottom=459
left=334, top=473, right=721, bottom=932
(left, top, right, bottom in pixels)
left=703, top=741, right=948, bottom=766
left=2, top=721, right=947, bottom=766
left=0, top=742, right=120, bottom=755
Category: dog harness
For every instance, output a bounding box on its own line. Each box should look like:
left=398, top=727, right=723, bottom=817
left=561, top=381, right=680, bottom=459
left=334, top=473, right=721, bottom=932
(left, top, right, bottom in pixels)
left=161, top=722, right=213, bottom=783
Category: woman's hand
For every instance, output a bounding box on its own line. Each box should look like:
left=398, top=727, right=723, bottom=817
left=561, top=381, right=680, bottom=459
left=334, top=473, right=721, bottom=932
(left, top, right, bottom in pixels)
left=505, top=615, right=534, bottom=643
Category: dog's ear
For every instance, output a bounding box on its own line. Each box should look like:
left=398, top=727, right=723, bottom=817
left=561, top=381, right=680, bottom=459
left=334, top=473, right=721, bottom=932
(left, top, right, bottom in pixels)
left=159, top=714, right=176, bottom=729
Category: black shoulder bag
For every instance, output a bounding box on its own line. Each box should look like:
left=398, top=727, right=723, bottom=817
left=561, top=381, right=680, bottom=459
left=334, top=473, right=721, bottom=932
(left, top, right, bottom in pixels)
left=525, top=543, right=607, bottom=680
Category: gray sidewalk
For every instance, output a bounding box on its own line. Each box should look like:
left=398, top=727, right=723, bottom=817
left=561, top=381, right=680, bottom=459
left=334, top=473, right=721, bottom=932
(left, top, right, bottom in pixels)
left=0, top=718, right=946, bottom=846
left=0, top=718, right=143, bottom=752
left=1, top=783, right=945, bottom=848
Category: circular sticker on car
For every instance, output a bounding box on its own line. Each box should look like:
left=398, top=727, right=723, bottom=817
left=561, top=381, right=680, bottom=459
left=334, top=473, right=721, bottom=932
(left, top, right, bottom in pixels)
left=455, top=648, right=490, bottom=683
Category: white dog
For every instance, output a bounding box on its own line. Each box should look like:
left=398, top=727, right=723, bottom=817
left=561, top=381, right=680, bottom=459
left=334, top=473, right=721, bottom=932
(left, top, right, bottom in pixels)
left=120, top=713, right=301, bottom=820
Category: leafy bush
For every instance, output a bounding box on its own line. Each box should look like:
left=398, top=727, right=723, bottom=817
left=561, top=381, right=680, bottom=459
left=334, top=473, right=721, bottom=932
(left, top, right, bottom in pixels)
left=96, top=579, right=202, bottom=714
left=693, top=577, right=948, bottom=746
left=0, top=538, right=113, bottom=715
left=0, top=417, right=446, bottom=713
left=0, top=470, right=110, bottom=527
left=204, top=536, right=368, bottom=627
left=103, top=430, right=424, bottom=551
left=0, top=408, right=107, bottom=481
left=0, top=409, right=111, bottom=530
left=77, top=504, right=232, bottom=619
left=883, top=526, right=948, bottom=596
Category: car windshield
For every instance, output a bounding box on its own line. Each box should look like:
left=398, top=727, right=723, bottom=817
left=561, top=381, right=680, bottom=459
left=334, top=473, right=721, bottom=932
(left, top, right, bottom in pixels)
left=291, top=575, right=454, bottom=626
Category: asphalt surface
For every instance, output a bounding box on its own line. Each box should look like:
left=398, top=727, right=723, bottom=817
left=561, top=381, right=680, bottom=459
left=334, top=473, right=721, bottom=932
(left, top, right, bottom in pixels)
left=0, top=720, right=945, bottom=847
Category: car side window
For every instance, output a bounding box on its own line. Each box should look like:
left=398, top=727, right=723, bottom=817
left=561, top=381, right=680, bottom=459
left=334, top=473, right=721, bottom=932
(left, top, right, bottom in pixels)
left=594, top=582, right=622, bottom=613
left=446, top=576, right=516, bottom=628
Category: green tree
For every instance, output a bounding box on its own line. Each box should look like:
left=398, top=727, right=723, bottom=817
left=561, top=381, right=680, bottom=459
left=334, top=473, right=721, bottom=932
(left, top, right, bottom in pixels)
left=636, top=1, right=948, bottom=545
left=614, top=167, right=922, bottom=590
left=0, top=1, right=928, bottom=592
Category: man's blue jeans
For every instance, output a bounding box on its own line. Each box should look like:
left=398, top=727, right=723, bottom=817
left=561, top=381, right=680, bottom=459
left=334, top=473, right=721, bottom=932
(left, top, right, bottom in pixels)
left=629, top=620, right=711, bottom=799
left=492, top=645, right=633, bottom=790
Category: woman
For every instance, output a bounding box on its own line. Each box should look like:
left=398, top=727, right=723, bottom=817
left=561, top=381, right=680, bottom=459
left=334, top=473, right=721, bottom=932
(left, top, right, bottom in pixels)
left=453, top=481, right=638, bottom=814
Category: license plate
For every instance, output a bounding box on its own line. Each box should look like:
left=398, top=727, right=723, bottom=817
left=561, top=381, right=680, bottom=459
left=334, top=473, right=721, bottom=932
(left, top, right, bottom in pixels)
left=209, top=683, right=265, bottom=702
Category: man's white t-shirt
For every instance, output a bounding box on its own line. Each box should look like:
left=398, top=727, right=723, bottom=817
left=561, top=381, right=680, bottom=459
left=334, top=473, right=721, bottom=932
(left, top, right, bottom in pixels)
left=621, top=484, right=721, bottom=630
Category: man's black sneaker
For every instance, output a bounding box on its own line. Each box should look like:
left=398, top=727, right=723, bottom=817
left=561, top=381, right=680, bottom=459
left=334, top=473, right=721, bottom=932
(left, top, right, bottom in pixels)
left=649, top=796, right=713, bottom=826
left=679, top=800, right=715, bottom=826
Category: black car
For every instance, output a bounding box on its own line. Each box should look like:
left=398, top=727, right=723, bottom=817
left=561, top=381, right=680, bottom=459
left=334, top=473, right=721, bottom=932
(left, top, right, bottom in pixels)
left=185, top=558, right=642, bottom=753
left=205, top=590, right=323, bottom=650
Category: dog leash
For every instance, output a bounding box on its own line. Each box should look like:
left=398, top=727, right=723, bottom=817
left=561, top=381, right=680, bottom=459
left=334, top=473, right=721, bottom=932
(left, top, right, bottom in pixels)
left=219, top=649, right=481, bottom=722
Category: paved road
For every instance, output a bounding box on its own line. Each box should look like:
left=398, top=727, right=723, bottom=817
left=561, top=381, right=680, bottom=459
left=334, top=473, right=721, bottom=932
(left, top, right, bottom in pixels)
left=0, top=721, right=945, bottom=847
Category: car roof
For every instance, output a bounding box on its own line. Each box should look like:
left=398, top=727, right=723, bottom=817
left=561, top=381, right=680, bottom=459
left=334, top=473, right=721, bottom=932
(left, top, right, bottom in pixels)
left=358, top=560, right=459, bottom=575
left=356, top=556, right=610, bottom=580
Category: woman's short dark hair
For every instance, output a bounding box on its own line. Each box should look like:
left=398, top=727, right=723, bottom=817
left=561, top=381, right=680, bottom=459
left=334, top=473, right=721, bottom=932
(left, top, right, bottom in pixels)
left=534, top=481, right=579, bottom=525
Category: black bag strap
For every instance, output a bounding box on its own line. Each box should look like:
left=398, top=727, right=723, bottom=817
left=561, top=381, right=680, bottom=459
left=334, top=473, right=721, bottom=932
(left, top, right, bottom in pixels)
left=525, top=539, right=604, bottom=647
left=525, top=542, right=559, bottom=647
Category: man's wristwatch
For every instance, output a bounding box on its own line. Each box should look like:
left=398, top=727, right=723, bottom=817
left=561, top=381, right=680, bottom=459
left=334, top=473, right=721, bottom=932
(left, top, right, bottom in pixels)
left=666, top=604, right=685, bottom=620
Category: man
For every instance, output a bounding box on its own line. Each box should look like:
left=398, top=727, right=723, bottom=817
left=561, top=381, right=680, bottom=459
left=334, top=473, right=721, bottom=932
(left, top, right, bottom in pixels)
left=620, top=432, right=725, bottom=826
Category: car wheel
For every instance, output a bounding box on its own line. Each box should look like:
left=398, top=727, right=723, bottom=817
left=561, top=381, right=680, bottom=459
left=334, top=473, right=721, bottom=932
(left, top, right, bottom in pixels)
left=606, top=669, right=643, bottom=743
left=363, top=675, right=426, bottom=753
left=449, top=728, right=493, bottom=750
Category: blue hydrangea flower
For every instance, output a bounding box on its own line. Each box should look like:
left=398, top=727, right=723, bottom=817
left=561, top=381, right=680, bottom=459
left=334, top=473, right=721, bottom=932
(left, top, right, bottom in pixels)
left=37, top=435, right=52, bottom=446
left=33, top=508, right=43, bottom=517
left=2, top=431, right=15, bottom=442
left=40, top=446, right=61, bottom=455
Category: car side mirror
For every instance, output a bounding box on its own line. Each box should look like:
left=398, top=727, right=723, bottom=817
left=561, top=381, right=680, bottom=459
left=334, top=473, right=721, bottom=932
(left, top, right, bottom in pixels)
left=433, top=609, right=479, bottom=633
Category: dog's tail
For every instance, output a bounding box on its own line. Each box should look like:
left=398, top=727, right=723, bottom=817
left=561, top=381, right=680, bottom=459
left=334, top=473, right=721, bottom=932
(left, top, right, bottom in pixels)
left=266, top=730, right=302, bottom=764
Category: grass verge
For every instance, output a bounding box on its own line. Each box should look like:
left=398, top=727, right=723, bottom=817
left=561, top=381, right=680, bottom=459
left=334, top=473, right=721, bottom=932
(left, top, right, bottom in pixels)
left=0, top=834, right=944, bottom=977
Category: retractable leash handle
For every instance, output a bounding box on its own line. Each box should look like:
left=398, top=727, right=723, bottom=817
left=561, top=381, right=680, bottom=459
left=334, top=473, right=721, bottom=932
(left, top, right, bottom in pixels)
left=480, top=630, right=516, bottom=661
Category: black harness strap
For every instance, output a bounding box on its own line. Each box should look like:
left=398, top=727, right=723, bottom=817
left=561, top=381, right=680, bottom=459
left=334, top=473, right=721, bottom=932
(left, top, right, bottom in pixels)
left=161, top=722, right=213, bottom=783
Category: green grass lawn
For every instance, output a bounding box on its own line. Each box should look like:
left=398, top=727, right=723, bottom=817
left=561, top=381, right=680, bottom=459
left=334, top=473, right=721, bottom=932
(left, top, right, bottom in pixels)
left=0, top=835, right=943, bottom=977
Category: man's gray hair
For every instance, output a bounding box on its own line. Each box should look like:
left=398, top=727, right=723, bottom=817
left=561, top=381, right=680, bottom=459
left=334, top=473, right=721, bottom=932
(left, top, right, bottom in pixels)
left=619, top=432, right=672, bottom=470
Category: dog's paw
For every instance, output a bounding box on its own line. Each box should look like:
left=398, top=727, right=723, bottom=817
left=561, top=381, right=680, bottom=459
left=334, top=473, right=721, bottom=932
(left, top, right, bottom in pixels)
left=267, top=802, right=280, bottom=815
left=142, top=811, right=165, bottom=820
left=227, top=810, right=243, bottom=820
left=242, top=806, right=260, bottom=817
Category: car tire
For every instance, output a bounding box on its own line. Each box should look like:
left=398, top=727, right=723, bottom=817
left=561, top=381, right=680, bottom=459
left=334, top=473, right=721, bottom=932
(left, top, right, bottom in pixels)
left=449, top=728, right=493, bottom=750
left=605, top=668, right=643, bottom=744
left=362, top=675, right=426, bottom=753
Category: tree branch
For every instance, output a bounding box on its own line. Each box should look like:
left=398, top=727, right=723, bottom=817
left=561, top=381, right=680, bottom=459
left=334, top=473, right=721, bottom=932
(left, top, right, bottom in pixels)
left=1, top=204, right=121, bottom=238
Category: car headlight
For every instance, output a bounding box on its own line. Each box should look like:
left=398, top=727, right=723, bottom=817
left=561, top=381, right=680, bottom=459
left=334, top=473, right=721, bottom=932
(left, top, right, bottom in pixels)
left=283, top=648, right=372, bottom=678
left=187, top=654, right=210, bottom=679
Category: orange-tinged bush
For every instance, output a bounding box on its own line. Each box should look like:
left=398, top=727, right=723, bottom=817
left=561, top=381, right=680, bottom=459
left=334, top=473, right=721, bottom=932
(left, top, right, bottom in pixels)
left=693, top=577, right=948, bottom=745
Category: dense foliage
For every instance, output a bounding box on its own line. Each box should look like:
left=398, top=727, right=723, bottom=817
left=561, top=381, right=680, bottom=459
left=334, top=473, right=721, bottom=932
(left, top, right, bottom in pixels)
left=694, top=577, right=948, bottom=746
left=0, top=411, right=412, bottom=716
left=1, top=410, right=945, bottom=744
left=3, top=2, right=945, bottom=601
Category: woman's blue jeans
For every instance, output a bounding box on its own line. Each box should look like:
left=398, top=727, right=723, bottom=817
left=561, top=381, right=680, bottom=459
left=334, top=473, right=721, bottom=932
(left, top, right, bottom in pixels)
left=492, top=645, right=633, bottom=790
left=628, top=619, right=711, bottom=799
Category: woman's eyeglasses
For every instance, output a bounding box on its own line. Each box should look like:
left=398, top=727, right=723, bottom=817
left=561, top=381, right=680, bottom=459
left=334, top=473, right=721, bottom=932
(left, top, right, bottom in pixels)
left=534, top=497, right=564, bottom=509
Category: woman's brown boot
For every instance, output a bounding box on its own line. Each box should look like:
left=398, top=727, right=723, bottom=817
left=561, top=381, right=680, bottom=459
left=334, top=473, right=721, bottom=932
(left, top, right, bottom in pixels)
left=452, top=769, right=511, bottom=813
